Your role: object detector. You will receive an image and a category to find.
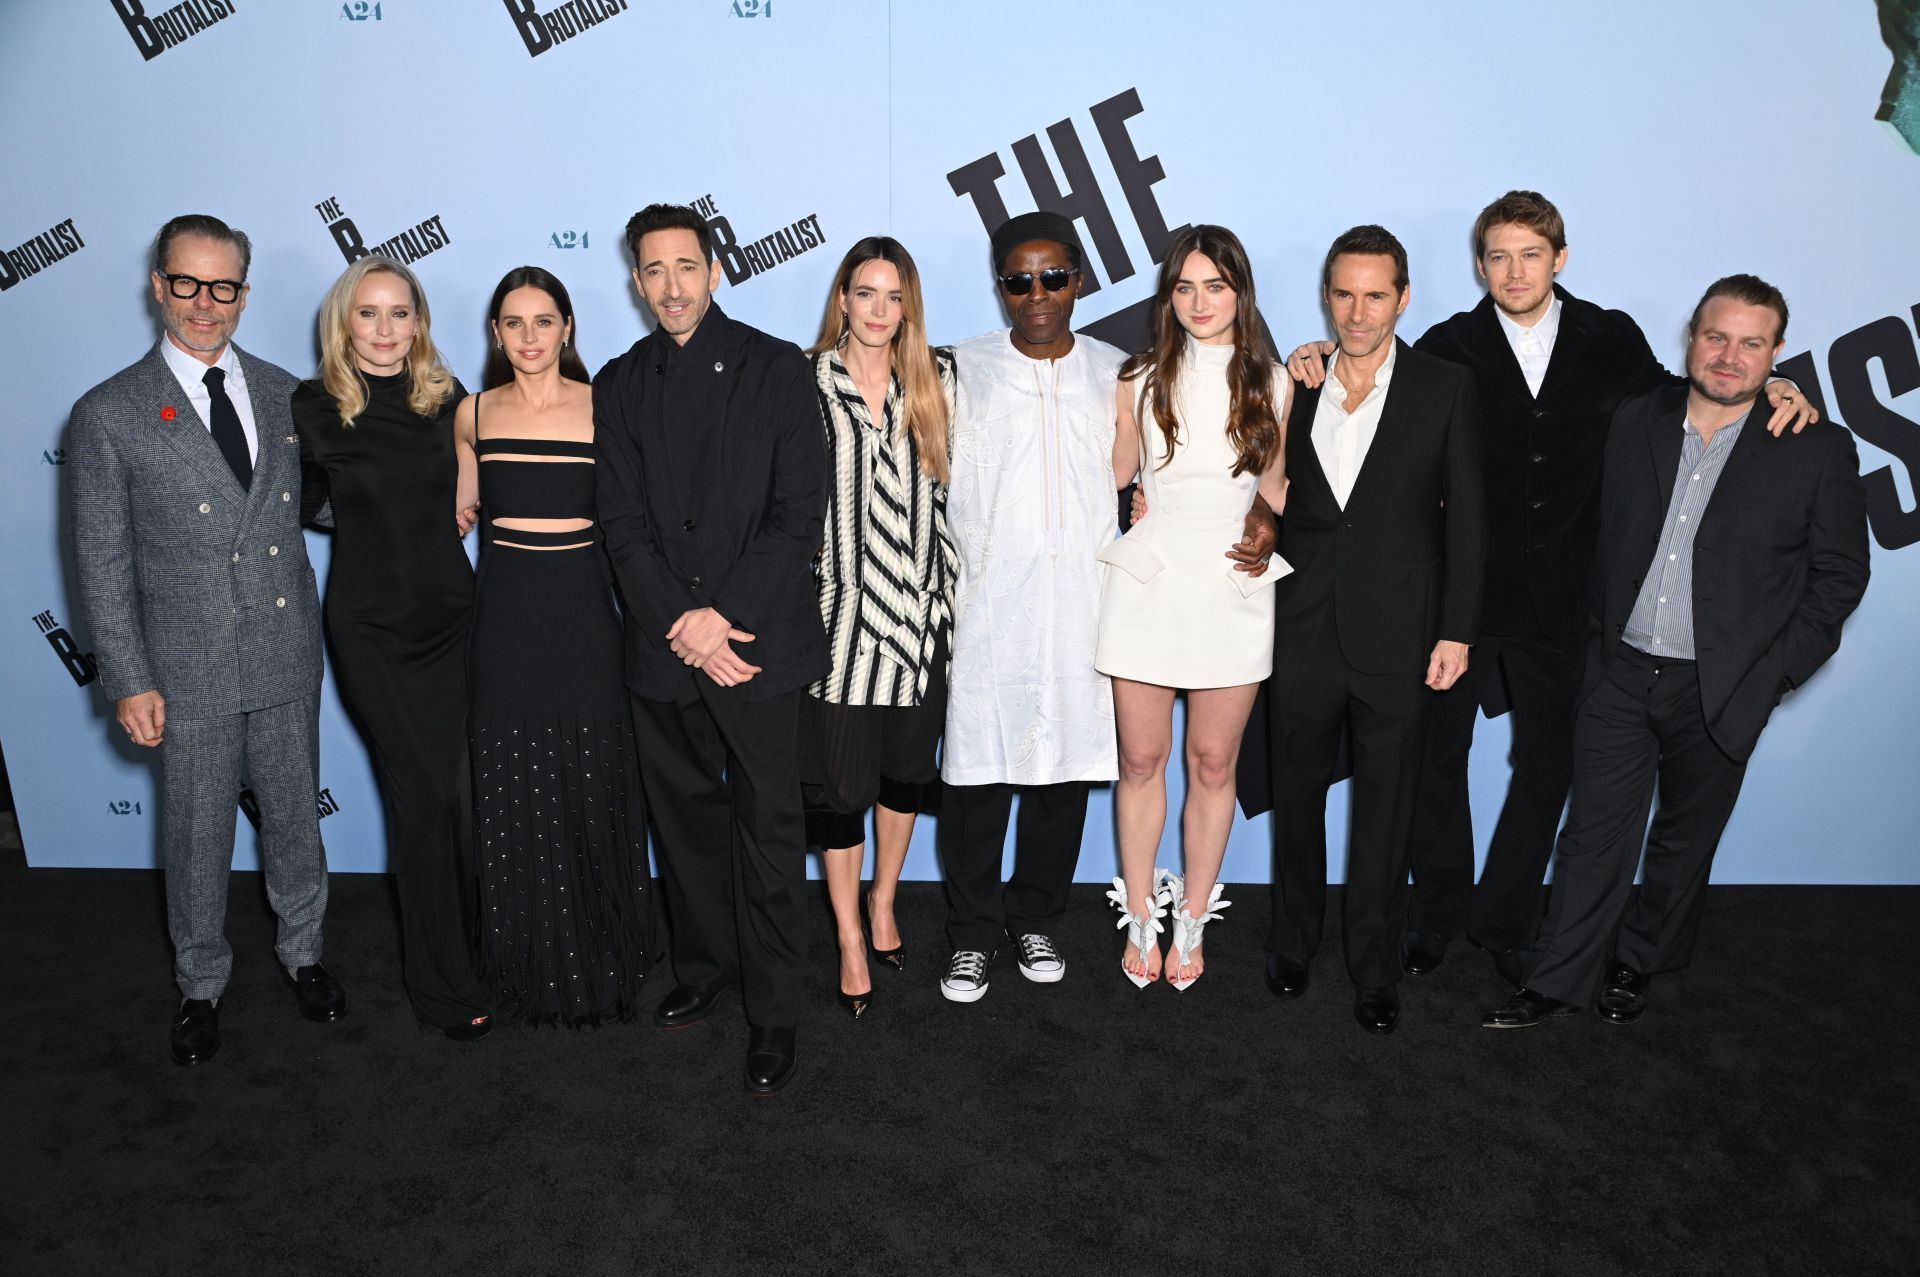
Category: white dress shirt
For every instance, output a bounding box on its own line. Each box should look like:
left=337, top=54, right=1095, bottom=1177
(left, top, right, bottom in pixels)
left=1312, top=340, right=1398, bottom=509
left=160, top=336, right=259, bottom=463
left=1495, top=295, right=1561, bottom=398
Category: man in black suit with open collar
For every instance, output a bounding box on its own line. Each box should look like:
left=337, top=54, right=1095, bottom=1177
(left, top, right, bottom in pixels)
left=1261, top=225, right=1487, bottom=1034
left=595, top=203, right=828, bottom=1093
left=1484, top=275, right=1868, bottom=1028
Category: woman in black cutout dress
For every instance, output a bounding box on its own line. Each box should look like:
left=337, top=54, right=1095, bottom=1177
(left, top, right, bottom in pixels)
left=292, top=256, right=493, bottom=1039
left=453, top=265, right=652, bottom=1025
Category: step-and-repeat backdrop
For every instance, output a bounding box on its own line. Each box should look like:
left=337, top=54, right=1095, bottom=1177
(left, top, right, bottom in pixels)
left=3, top=1, right=1916, bottom=882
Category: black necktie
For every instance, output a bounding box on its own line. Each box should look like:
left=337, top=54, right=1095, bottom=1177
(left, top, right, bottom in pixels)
left=202, top=365, right=252, bottom=489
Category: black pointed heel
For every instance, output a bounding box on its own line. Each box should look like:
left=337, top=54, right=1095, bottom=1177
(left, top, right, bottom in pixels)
left=836, top=987, right=874, bottom=1020
left=862, top=891, right=905, bottom=972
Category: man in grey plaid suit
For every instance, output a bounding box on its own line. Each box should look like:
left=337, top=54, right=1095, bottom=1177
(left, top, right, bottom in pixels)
left=69, top=214, right=347, bottom=1065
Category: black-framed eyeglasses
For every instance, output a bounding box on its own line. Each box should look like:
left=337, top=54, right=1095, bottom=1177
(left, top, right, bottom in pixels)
left=161, top=272, right=244, bottom=304
left=998, top=267, right=1079, bottom=296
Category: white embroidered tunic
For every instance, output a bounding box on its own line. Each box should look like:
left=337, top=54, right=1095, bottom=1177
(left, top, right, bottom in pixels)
left=942, top=329, right=1124, bottom=786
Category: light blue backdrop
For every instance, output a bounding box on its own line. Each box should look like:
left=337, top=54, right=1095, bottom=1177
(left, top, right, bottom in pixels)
left=1, top=1, right=1914, bottom=884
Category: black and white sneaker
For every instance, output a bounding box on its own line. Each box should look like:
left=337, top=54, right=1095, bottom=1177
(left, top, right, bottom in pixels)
left=1015, top=933, right=1065, bottom=983
left=940, top=949, right=993, bottom=1003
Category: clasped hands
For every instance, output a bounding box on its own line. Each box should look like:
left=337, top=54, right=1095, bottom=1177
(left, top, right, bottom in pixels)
left=668, top=606, right=761, bottom=687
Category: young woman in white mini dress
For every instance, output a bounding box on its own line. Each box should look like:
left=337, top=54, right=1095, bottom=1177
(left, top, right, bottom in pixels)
left=1094, top=224, right=1291, bottom=990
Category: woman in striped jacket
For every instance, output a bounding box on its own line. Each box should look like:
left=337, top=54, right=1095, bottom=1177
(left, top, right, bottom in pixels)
left=802, top=237, right=956, bottom=1019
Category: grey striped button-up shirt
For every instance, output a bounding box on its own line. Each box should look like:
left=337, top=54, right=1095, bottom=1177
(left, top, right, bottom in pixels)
left=1623, top=406, right=1753, bottom=659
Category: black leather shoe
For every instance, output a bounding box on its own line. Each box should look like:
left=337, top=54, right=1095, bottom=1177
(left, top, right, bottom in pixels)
left=1596, top=960, right=1650, bottom=1024
left=290, top=963, right=348, bottom=1023
left=443, top=1014, right=493, bottom=1042
left=1264, top=953, right=1310, bottom=999
left=170, top=998, right=220, bottom=1066
left=1354, top=984, right=1400, bottom=1034
left=1481, top=987, right=1577, bottom=1028
left=1401, top=930, right=1448, bottom=976
left=837, top=987, right=874, bottom=1020
left=654, top=982, right=728, bottom=1028
left=745, top=1025, right=797, bottom=1095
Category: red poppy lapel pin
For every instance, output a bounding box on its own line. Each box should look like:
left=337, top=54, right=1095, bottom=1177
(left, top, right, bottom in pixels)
left=161, top=406, right=178, bottom=422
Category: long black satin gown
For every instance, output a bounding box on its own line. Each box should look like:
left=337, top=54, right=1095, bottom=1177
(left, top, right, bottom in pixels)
left=469, top=408, right=652, bottom=1025
left=293, top=370, right=490, bottom=1029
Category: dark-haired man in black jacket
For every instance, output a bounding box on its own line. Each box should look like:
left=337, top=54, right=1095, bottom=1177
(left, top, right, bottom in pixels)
left=595, top=203, right=827, bottom=1094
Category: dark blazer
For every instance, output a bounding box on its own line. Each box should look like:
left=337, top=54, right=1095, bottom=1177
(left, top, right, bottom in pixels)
left=1592, top=384, right=1869, bottom=762
left=594, top=303, right=829, bottom=701
left=1273, top=339, right=1488, bottom=677
left=68, top=342, right=322, bottom=720
left=1415, top=285, right=1665, bottom=638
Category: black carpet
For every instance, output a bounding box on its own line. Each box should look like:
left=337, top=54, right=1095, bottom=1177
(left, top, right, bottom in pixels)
left=3, top=843, right=1915, bottom=1276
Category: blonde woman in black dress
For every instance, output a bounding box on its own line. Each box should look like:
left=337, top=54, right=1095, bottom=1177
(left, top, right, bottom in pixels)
left=293, top=255, right=492, bottom=1039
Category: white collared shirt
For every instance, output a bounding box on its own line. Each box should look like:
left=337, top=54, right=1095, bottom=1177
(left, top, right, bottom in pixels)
left=1312, top=340, right=1398, bottom=509
left=160, top=337, right=259, bottom=462
left=1496, top=295, right=1562, bottom=398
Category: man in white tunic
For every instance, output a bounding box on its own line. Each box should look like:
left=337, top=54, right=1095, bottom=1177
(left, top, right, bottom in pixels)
left=937, top=212, right=1123, bottom=1002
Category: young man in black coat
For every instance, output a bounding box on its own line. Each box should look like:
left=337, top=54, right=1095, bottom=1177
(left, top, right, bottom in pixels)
left=1483, top=275, right=1868, bottom=1027
left=594, top=203, right=828, bottom=1093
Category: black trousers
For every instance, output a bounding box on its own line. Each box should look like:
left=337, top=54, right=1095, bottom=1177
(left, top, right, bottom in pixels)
left=1524, top=646, right=1749, bottom=1004
left=936, top=780, right=1090, bottom=953
left=1406, top=616, right=1584, bottom=950
left=630, top=679, right=807, bottom=1028
left=1268, top=618, right=1433, bottom=989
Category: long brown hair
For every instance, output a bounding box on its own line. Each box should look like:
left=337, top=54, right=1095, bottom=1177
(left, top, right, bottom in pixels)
left=810, top=236, right=950, bottom=484
left=316, top=256, right=455, bottom=426
left=1121, top=224, right=1279, bottom=476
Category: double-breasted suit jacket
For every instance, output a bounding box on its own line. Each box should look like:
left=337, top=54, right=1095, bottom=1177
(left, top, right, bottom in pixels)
left=70, top=341, right=321, bottom=720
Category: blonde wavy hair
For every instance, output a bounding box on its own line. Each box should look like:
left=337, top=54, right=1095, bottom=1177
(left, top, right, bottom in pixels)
left=317, top=255, right=456, bottom=426
left=809, top=237, right=949, bottom=483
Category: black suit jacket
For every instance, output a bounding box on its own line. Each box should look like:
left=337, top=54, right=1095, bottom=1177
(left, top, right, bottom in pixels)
left=1415, top=285, right=1664, bottom=638
left=593, top=304, right=829, bottom=701
left=1274, top=339, right=1489, bottom=676
left=1592, top=385, right=1869, bottom=762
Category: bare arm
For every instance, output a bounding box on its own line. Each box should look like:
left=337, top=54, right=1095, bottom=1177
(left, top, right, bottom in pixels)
left=454, top=393, right=480, bottom=536
left=1256, top=376, right=1291, bottom=514
left=1113, top=373, right=1142, bottom=489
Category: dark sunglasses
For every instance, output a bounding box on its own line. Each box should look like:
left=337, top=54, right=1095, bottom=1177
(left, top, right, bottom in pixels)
left=998, top=267, right=1079, bottom=296
left=161, top=272, right=244, bottom=304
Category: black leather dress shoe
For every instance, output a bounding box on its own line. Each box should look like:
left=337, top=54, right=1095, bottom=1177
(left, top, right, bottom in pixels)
left=170, top=998, right=220, bottom=1066
left=654, top=982, right=727, bottom=1028
left=744, top=1025, right=797, bottom=1095
left=290, top=963, right=348, bottom=1023
left=1354, top=984, right=1400, bottom=1034
left=1596, top=960, right=1650, bottom=1024
left=1264, top=953, right=1310, bottom=999
left=1401, top=931, right=1448, bottom=976
left=1480, top=987, right=1577, bottom=1028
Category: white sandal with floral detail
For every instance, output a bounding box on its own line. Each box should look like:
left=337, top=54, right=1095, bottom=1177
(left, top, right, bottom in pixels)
left=1105, top=872, right=1170, bottom=989
left=1163, top=870, right=1230, bottom=993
